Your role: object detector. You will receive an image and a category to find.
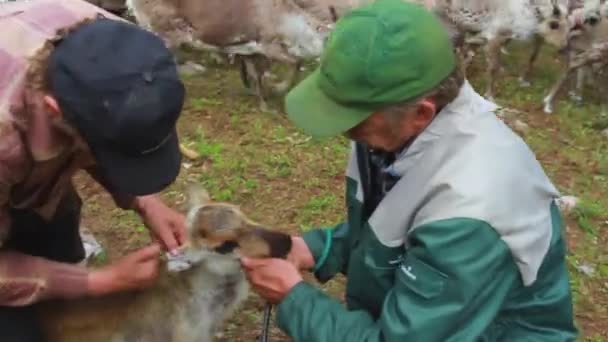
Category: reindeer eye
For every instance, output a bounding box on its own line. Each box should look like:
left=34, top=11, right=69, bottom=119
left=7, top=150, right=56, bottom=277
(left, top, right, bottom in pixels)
left=214, top=240, right=239, bottom=254
left=587, top=17, right=599, bottom=25
left=550, top=21, right=560, bottom=30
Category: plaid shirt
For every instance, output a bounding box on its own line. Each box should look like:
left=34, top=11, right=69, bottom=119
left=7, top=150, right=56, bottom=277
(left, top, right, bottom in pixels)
left=0, top=0, right=133, bottom=306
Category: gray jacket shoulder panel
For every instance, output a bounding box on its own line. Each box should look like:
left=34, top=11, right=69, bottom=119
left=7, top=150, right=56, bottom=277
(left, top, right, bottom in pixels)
left=349, top=81, right=559, bottom=286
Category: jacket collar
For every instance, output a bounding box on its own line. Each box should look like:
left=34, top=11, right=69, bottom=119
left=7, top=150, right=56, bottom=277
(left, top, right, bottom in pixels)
left=385, top=80, right=498, bottom=178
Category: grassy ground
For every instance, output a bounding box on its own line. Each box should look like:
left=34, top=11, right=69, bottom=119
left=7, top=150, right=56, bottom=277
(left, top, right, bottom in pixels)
left=76, top=41, right=607, bottom=340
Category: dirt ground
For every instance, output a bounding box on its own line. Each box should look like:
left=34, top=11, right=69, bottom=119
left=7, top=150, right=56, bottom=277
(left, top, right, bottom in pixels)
left=76, top=42, right=608, bottom=341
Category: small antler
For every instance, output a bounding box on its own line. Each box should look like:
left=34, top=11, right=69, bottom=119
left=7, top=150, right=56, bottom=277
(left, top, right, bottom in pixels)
left=329, top=6, right=338, bottom=23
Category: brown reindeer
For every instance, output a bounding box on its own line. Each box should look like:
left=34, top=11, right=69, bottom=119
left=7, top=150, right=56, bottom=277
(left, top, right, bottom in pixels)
left=125, top=0, right=331, bottom=111
left=36, top=184, right=292, bottom=342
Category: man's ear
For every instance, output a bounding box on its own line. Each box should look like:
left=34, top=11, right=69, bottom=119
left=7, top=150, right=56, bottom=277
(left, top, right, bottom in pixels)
left=43, top=95, right=62, bottom=119
left=412, top=99, right=437, bottom=133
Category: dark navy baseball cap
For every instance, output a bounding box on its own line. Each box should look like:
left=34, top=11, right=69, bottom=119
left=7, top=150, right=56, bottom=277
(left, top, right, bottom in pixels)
left=47, top=18, right=185, bottom=196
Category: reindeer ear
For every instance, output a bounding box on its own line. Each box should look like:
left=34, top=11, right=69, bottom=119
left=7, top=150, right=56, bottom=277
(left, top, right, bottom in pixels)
left=552, top=4, right=561, bottom=18
left=238, top=225, right=292, bottom=259
left=328, top=6, right=338, bottom=23
left=535, top=7, right=545, bottom=21
left=186, top=183, right=211, bottom=208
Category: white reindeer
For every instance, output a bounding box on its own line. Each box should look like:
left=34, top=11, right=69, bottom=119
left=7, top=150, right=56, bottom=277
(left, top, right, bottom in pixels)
left=543, top=0, right=608, bottom=113
left=427, top=0, right=572, bottom=100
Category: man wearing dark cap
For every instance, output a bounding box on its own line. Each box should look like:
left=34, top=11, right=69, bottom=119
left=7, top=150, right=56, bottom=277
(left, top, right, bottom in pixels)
left=0, top=1, right=186, bottom=340
left=242, top=0, right=578, bottom=340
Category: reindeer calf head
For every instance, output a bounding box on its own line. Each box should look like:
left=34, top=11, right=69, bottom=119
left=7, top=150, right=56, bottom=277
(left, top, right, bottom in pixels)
left=168, top=184, right=292, bottom=273
left=535, top=1, right=571, bottom=49
left=564, top=1, right=608, bottom=52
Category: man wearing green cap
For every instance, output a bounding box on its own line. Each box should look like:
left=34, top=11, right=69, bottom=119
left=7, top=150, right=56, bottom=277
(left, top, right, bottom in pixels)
left=241, top=0, right=578, bottom=340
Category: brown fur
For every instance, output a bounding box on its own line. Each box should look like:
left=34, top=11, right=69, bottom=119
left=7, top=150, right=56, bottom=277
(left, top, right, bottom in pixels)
left=176, top=0, right=259, bottom=46
left=36, top=185, right=291, bottom=342
left=127, top=0, right=329, bottom=110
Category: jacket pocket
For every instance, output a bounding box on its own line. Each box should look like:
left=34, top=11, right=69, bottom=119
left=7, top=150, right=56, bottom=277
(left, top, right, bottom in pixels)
left=362, top=231, right=404, bottom=292
left=395, top=254, right=447, bottom=299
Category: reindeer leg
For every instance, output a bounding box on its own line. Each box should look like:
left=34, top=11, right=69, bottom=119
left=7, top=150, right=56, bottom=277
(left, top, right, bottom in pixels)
left=598, top=63, right=608, bottom=116
left=239, top=57, right=252, bottom=90
left=242, top=56, right=269, bottom=112
left=484, top=37, right=503, bottom=101
left=459, top=32, right=485, bottom=77
left=457, top=43, right=474, bottom=77
left=271, top=61, right=302, bottom=96
left=519, top=35, right=543, bottom=87
left=501, top=38, right=512, bottom=55
left=543, top=65, right=574, bottom=114
left=208, top=51, right=227, bottom=65
left=568, top=67, right=585, bottom=103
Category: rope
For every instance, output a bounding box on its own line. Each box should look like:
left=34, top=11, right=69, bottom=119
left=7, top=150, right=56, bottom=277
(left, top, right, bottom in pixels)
left=258, top=303, right=273, bottom=342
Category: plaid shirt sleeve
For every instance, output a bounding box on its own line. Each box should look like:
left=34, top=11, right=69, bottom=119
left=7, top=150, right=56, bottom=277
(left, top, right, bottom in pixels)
left=0, top=0, right=124, bottom=306
left=0, top=126, right=89, bottom=306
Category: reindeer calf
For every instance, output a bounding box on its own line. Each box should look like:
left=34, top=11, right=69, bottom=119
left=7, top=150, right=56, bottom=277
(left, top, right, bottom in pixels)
left=428, top=0, right=571, bottom=99
left=543, top=0, right=608, bottom=113
left=36, top=185, right=292, bottom=342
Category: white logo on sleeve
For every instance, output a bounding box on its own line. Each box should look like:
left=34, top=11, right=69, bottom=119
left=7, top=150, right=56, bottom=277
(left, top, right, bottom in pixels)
left=388, top=256, right=403, bottom=265
left=400, top=264, right=417, bottom=280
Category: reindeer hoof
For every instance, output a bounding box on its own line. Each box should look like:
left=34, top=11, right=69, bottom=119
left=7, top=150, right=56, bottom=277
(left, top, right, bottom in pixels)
left=542, top=98, right=554, bottom=114
left=271, top=82, right=291, bottom=96
left=568, top=91, right=583, bottom=103
left=259, top=101, right=270, bottom=113
left=542, top=95, right=553, bottom=114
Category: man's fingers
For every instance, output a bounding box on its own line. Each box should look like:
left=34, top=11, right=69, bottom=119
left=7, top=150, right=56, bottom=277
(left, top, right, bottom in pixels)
left=136, top=244, right=162, bottom=261
left=157, top=227, right=179, bottom=255
left=172, top=214, right=188, bottom=246
left=240, top=257, right=253, bottom=269
left=241, top=257, right=272, bottom=268
left=174, top=225, right=187, bottom=247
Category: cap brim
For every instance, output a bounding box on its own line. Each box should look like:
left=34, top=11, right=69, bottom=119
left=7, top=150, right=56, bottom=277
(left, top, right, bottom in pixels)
left=92, top=130, right=182, bottom=196
left=285, top=69, right=373, bottom=139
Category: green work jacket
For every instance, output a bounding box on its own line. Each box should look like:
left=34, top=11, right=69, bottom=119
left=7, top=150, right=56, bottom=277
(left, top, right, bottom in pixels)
left=276, top=81, right=578, bottom=341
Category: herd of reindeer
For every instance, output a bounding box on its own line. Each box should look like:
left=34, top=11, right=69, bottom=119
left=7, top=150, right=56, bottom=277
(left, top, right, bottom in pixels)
left=2, top=0, right=607, bottom=341
left=87, top=0, right=608, bottom=115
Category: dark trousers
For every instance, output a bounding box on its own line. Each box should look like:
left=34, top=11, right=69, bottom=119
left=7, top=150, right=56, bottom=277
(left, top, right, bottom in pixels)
left=0, top=187, right=85, bottom=342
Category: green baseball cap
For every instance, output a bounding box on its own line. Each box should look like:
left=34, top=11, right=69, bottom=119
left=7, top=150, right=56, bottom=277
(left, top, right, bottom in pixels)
left=285, top=0, right=456, bottom=138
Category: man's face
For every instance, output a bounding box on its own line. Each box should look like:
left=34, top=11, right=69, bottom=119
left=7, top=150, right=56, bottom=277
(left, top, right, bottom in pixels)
left=345, top=100, right=437, bottom=152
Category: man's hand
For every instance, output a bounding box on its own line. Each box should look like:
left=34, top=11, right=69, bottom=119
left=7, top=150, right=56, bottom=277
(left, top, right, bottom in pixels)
left=241, top=257, right=303, bottom=304
left=87, top=244, right=161, bottom=296
left=135, top=195, right=187, bottom=255
left=287, top=236, right=315, bottom=271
